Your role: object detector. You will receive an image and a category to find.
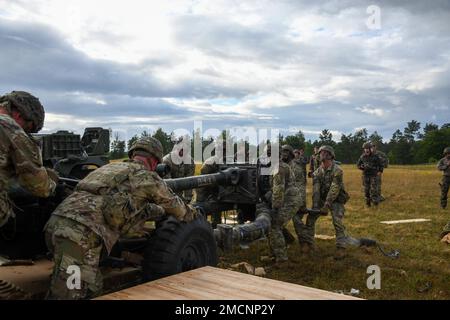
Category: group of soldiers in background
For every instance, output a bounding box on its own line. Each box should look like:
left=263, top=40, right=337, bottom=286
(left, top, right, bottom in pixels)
left=0, top=89, right=449, bottom=299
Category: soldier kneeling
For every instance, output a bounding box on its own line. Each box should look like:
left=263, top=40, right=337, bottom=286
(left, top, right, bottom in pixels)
left=45, top=137, right=196, bottom=300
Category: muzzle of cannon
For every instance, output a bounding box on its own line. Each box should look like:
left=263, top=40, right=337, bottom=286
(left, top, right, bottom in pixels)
left=164, top=167, right=243, bottom=192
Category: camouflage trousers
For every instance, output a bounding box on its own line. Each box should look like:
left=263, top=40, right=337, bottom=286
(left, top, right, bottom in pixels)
left=363, top=175, right=380, bottom=205
left=195, top=188, right=221, bottom=227
left=0, top=191, right=13, bottom=228
left=440, top=176, right=450, bottom=208
left=294, top=202, right=360, bottom=249
left=291, top=183, right=310, bottom=244
left=441, top=221, right=450, bottom=238
left=45, top=215, right=103, bottom=300
left=268, top=193, right=301, bottom=261
left=376, top=174, right=383, bottom=200
left=293, top=212, right=317, bottom=245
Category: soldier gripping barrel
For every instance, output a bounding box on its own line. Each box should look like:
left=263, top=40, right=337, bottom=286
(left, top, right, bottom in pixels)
left=308, top=146, right=361, bottom=258
left=0, top=91, right=57, bottom=228
left=44, top=137, right=197, bottom=299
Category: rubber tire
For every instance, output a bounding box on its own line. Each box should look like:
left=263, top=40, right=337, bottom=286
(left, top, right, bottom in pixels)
left=142, top=216, right=218, bottom=281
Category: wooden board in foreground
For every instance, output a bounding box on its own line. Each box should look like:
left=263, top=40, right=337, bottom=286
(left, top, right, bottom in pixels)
left=97, top=266, right=360, bottom=300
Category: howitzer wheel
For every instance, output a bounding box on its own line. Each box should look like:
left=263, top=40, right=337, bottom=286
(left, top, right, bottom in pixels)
left=142, top=216, right=218, bottom=281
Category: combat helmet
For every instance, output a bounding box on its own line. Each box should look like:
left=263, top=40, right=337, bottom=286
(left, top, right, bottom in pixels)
left=128, top=137, right=164, bottom=162
left=362, top=142, right=373, bottom=149
left=444, top=147, right=450, bottom=155
left=0, top=91, right=45, bottom=133
left=281, top=144, right=294, bottom=155
left=318, top=145, right=335, bottom=159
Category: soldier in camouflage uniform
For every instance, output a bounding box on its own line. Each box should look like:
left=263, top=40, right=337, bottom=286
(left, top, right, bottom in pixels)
left=194, top=141, right=234, bottom=227
left=44, top=137, right=196, bottom=299
left=357, top=142, right=384, bottom=207
left=308, top=146, right=320, bottom=179
left=265, top=145, right=301, bottom=262
left=162, top=139, right=195, bottom=202
left=437, top=147, right=450, bottom=209
left=0, top=91, right=56, bottom=228
left=291, top=148, right=314, bottom=252
left=311, top=146, right=359, bottom=257
left=293, top=148, right=308, bottom=184
left=371, top=143, right=388, bottom=202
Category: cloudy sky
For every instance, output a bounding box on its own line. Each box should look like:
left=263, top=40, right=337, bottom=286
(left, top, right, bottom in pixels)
left=0, top=0, right=449, bottom=142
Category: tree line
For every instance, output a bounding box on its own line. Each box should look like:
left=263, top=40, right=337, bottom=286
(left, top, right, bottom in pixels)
left=109, top=120, right=450, bottom=165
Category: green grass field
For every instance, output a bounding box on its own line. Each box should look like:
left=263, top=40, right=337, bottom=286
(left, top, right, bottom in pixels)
left=217, top=164, right=450, bottom=300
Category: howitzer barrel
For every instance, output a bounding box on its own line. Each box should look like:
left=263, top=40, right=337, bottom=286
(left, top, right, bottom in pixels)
left=164, top=167, right=242, bottom=192
left=214, top=207, right=326, bottom=251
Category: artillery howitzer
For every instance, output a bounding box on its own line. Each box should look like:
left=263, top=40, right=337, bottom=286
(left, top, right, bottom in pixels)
left=0, top=145, right=323, bottom=299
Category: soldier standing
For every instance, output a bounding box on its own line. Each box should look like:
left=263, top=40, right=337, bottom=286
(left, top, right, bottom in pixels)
left=371, top=143, right=388, bottom=202
left=437, top=147, right=450, bottom=209
left=0, top=91, right=57, bottom=227
left=357, top=142, right=384, bottom=207
left=194, top=141, right=233, bottom=227
left=293, top=148, right=308, bottom=185
left=312, top=146, right=359, bottom=258
left=308, top=146, right=320, bottom=179
left=162, top=139, right=195, bottom=202
left=44, top=137, right=196, bottom=299
left=291, top=148, right=314, bottom=252
left=266, top=145, right=300, bottom=263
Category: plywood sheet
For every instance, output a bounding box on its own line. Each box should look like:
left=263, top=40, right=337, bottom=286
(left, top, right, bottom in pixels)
left=98, top=266, right=360, bottom=300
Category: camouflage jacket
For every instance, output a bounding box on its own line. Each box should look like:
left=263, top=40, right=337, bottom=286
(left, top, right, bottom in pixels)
left=357, top=153, right=384, bottom=176
left=0, top=114, right=55, bottom=227
left=375, top=150, right=389, bottom=169
left=162, top=152, right=195, bottom=179
left=290, top=157, right=307, bottom=187
left=437, top=157, right=450, bottom=176
left=313, top=162, right=349, bottom=208
left=271, top=161, right=298, bottom=209
left=309, top=153, right=320, bottom=175
left=49, top=160, right=193, bottom=253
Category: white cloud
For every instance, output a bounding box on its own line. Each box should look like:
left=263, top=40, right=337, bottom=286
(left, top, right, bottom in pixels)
left=1, top=0, right=449, bottom=140
left=355, top=105, right=386, bottom=117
